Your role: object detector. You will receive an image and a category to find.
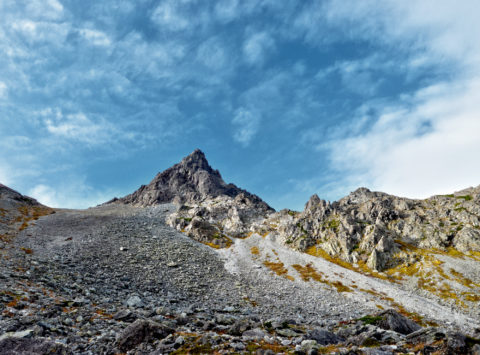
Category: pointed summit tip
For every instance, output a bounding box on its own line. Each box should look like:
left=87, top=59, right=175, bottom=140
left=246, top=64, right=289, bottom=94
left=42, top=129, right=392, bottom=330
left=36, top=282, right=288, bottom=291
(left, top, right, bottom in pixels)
left=183, top=149, right=206, bottom=161
left=187, top=148, right=205, bottom=157
left=179, top=149, right=213, bottom=173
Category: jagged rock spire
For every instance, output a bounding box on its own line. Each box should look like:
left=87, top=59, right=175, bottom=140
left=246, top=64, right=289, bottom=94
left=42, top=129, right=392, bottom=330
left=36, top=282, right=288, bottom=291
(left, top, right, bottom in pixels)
left=111, top=149, right=273, bottom=210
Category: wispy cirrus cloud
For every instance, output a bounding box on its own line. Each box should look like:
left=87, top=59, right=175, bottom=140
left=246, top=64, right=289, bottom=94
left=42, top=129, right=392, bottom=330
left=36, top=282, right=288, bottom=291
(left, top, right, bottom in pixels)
left=38, top=109, right=115, bottom=145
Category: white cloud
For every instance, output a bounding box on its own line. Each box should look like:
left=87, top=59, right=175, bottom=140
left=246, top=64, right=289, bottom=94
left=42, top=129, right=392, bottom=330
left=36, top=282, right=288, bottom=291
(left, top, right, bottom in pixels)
left=29, top=179, right=117, bottom=209
left=115, top=31, right=186, bottom=78
left=0, top=81, right=7, bottom=98
left=38, top=108, right=115, bottom=145
left=306, top=0, right=480, bottom=198
left=197, top=37, right=228, bottom=70
left=79, top=29, right=111, bottom=47
left=151, top=1, right=191, bottom=32
left=10, top=20, right=70, bottom=45
left=323, top=1, right=480, bottom=69
left=231, top=108, right=260, bottom=146
left=243, top=31, right=275, bottom=65
left=325, top=77, right=480, bottom=198
left=25, top=0, right=64, bottom=21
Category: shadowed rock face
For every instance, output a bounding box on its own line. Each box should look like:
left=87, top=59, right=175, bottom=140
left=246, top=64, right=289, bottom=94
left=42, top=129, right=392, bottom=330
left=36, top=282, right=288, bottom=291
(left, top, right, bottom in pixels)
left=0, top=183, right=40, bottom=207
left=111, top=149, right=273, bottom=211
left=0, top=183, right=51, bottom=236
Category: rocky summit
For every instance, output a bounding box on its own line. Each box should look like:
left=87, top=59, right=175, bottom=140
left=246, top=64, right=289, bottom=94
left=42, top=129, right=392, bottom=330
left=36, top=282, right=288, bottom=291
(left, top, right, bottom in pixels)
left=110, top=149, right=272, bottom=210
left=1, top=150, right=480, bottom=354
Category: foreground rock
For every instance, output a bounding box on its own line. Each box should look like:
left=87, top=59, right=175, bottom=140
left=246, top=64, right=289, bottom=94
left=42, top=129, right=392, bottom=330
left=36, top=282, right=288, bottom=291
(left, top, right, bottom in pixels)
left=0, top=337, right=72, bottom=355
left=116, top=319, right=174, bottom=352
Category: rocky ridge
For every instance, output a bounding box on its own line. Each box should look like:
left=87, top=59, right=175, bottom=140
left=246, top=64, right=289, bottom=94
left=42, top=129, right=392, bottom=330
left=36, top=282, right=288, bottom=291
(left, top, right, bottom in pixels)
left=135, top=150, right=479, bottom=268
left=269, top=186, right=480, bottom=270
left=117, top=150, right=480, bottom=329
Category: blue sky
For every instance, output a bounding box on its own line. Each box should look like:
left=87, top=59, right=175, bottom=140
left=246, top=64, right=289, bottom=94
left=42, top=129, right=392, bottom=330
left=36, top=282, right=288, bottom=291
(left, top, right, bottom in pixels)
left=1, top=0, right=480, bottom=210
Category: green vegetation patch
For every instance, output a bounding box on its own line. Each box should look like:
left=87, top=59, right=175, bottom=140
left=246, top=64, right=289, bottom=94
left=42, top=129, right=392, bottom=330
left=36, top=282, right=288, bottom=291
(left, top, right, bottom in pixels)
left=456, top=195, right=473, bottom=201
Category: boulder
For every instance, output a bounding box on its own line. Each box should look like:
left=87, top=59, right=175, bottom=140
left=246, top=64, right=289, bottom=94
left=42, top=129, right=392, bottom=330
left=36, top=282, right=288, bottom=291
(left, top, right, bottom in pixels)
left=116, top=319, right=174, bottom=352
left=306, top=329, right=342, bottom=345
left=376, top=310, right=421, bottom=335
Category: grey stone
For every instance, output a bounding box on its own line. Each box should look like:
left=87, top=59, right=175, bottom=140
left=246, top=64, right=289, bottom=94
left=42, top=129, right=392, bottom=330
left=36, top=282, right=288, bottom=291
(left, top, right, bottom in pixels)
left=242, top=328, right=267, bottom=340
left=175, top=335, right=185, bottom=346
left=306, top=329, right=342, bottom=345
left=375, top=309, right=421, bottom=335
left=115, top=319, right=174, bottom=352
left=232, top=342, right=246, bottom=351
left=276, top=328, right=300, bottom=337
left=126, top=295, right=143, bottom=308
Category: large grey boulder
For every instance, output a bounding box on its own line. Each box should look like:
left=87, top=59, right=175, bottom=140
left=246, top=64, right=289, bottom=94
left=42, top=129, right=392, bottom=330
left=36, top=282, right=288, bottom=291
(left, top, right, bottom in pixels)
left=116, top=319, right=174, bottom=352
left=305, top=328, right=343, bottom=345
left=375, top=309, right=421, bottom=335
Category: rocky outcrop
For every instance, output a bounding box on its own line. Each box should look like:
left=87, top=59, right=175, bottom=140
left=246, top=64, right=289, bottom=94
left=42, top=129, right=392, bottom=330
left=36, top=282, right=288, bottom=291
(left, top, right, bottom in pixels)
left=269, top=186, right=480, bottom=271
left=110, top=149, right=480, bottom=266
left=0, top=183, right=40, bottom=207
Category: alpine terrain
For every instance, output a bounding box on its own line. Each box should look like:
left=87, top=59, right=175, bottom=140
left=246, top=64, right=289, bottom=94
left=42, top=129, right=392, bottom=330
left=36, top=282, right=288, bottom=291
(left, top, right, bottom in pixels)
left=1, top=150, right=480, bottom=354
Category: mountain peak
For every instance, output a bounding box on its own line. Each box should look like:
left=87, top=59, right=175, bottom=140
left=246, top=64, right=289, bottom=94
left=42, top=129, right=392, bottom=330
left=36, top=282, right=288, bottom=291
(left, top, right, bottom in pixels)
left=179, top=149, right=215, bottom=174
left=112, top=150, right=273, bottom=210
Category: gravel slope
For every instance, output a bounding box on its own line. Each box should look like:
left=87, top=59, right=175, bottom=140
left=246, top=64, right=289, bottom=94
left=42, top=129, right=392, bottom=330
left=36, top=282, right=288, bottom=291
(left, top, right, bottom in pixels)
left=1, top=203, right=479, bottom=353
left=219, top=234, right=480, bottom=334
